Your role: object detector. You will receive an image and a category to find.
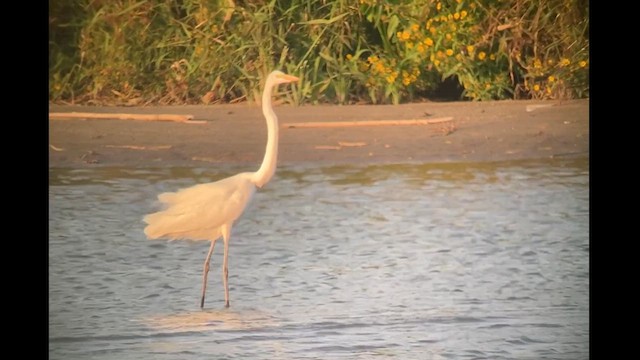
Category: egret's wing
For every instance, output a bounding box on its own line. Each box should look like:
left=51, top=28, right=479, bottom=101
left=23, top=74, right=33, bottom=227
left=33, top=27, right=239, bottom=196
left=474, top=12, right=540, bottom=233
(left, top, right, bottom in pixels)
left=144, top=173, right=256, bottom=241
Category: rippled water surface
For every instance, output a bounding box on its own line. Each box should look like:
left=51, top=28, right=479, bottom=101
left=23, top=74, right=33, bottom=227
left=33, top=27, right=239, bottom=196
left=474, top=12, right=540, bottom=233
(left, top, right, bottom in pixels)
left=49, top=158, right=589, bottom=359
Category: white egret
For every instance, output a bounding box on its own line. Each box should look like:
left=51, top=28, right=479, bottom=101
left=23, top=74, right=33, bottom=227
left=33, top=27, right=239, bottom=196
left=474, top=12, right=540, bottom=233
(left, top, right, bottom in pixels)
left=143, top=70, right=299, bottom=308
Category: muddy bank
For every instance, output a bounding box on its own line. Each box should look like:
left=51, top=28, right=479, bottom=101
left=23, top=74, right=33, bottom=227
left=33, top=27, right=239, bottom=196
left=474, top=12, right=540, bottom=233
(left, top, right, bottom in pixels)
left=49, top=99, right=588, bottom=168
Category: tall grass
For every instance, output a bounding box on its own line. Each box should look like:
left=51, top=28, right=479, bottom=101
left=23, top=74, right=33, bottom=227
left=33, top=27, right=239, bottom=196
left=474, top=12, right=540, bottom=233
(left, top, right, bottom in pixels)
left=49, top=0, right=589, bottom=105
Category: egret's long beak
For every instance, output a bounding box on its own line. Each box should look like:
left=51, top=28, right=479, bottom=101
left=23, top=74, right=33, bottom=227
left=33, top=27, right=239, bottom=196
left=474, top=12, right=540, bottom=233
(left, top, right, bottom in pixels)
left=279, top=74, right=300, bottom=83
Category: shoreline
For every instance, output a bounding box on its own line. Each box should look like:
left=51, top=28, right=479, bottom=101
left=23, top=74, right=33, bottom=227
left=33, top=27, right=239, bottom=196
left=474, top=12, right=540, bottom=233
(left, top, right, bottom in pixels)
left=49, top=99, right=589, bottom=169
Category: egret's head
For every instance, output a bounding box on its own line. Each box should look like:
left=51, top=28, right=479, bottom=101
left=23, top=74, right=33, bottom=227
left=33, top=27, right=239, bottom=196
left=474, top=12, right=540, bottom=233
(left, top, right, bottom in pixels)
left=269, top=70, right=299, bottom=85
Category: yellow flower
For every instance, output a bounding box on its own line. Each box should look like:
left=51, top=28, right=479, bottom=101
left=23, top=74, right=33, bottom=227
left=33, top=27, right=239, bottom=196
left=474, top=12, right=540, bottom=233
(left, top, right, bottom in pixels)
left=411, top=24, right=419, bottom=32
left=466, top=45, right=475, bottom=54
left=448, top=14, right=453, bottom=21
left=424, top=37, right=434, bottom=46
left=547, top=59, right=555, bottom=65
left=446, top=49, right=454, bottom=56
left=406, top=42, right=414, bottom=49
left=485, top=83, right=491, bottom=90
left=454, top=12, right=460, bottom=20
left=434, top=59, right=441, bottom=66
left=436, top=2, right=442, bottom=11
left=450, top=24, right=457, bottom=31
left=460, top=10, right=468, bottom=19
left=346, top=54, right=353, bottom=60
left=579, top=60, right=587, bottom=67
left=437, top=50, right=445, bottom=59
left=405, top=73, right=416, bottom=82
left=455, top=54, right=462, bottom=61
left=417, top=44, right=426, bottom=54
left=533, top=59, right=542, bottom=68
left=546, top=87, right=552, bottom=94
left=548, top=75, right=555, bottom=82
left=429, top=26, right=437, bottom=35
left=440, top=15, right=447, bottom=22
left=478, top=51, right=486, bottom=60
left=445, top=33, right=452, bottom=40
left=533, top=84, right=540, bottom=92
left=367, top=55, right=379, bottom=64
left=560, top=58, right=571, bottom=67
left=489, top=53, right=496, bottom=60
left=401, top=31, right=411, bottom=41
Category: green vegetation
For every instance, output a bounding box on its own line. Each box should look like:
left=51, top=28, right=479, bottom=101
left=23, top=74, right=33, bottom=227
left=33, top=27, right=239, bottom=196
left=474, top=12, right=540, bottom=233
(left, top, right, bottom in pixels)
left=49, top=0, right=589, bottom=105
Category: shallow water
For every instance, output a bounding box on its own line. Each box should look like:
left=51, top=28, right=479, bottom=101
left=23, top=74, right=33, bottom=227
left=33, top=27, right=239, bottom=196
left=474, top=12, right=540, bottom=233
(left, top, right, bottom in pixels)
left=49, top=158, right=589, bottom=359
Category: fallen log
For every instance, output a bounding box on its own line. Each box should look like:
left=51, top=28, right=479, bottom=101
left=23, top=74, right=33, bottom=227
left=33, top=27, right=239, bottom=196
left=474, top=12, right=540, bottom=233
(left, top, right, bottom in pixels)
left=49, top=112, right=198, bottom=123
left=284, top=117, right=454, bottom=128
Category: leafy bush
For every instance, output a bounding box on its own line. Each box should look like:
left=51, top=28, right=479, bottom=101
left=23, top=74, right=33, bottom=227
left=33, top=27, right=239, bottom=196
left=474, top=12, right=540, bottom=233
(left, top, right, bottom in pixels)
left=49, top=0, right=589, bottom=105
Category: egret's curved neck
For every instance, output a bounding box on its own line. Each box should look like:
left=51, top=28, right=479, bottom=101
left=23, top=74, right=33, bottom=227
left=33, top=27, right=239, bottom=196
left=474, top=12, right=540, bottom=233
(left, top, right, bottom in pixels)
left=252, top=80, right=278, bottom=188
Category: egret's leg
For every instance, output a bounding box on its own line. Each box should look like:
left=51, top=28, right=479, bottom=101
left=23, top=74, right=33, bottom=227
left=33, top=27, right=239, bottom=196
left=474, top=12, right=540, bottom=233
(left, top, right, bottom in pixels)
left=200, top=239, right=217, bottom=309
left=221, top=224, right=232, bottom=308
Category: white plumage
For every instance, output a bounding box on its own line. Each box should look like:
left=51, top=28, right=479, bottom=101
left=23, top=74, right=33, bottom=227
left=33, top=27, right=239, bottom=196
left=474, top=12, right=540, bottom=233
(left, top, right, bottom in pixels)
left=142, top=70, right=299, bottom=308
left=144, top=173, right=256, bottom=241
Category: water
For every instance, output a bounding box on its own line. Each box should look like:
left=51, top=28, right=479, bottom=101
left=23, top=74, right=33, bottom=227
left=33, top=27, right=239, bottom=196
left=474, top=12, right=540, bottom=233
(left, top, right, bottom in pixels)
left=49, top=158, right=589, bottom=359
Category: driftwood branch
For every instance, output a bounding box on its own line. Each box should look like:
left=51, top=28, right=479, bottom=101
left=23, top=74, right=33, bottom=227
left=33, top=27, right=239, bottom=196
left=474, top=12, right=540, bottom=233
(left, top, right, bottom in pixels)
left=284, top=117, right=454, bottom=128
left=104, top=145, right=173, bottom=150
left=49, top=112, right=198, bottom=123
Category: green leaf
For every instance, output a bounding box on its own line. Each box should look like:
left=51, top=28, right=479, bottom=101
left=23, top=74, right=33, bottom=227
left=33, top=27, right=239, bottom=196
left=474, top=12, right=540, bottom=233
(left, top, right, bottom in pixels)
left=387, top=15, right=399, bottom=40
left=114, top=1, right=148, bottom=17
left=298, top=13, right=347, bottom=25
left=319, top=51, right=336, bottom=64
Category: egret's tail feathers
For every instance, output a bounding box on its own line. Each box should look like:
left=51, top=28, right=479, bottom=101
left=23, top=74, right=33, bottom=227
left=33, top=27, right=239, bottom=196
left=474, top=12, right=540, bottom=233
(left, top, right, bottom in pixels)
left=143, top=212, right=177, bottom=239
left=143, top=209, right=221, bottom=241
left=143, top=180, right=246, bottom=241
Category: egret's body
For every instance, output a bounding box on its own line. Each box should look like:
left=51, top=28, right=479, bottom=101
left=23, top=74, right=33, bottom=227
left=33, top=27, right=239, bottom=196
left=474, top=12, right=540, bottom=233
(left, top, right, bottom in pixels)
left=143, top=70, right=299, bottom=308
